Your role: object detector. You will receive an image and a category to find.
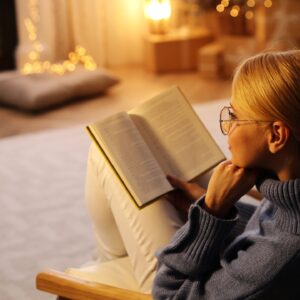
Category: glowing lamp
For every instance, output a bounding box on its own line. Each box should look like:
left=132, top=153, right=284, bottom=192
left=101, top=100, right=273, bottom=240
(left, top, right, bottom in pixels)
left=144, top=0, right=171, bottom=34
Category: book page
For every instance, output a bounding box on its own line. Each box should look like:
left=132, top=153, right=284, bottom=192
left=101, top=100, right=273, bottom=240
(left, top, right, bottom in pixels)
left=88, top=112, right=173, bottom=205
left=129, top=87, right=225, bottom=181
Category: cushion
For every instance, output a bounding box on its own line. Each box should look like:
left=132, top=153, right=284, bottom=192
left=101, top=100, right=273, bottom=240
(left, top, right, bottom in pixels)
left=0, top=66, right=119, bottom=112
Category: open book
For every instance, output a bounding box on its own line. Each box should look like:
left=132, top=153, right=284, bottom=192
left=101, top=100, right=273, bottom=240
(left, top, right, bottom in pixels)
left=86, top=86, right=225, bottom=208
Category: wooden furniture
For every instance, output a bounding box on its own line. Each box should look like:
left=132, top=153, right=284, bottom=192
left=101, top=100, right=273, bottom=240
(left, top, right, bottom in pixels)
left=197, top=34, right=257, bottom=79
left=197, top=42, right=223, bottom=78
left=36, top=269, right=152, bottom=300
left=144, top=28, right=213, bottom=73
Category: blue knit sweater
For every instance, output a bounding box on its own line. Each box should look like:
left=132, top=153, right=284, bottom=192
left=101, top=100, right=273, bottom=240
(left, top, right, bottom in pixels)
left=152, top=178, right=300, bottom=299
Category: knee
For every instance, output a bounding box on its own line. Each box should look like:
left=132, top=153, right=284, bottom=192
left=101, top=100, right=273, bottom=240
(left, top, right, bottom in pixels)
left=87, top=143, right=106, bottom=171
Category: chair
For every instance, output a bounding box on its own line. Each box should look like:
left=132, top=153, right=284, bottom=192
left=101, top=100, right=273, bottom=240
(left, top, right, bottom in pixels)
left=36, top=269, right=152, bottom=300
left=36, top=190, right=262, bottom=300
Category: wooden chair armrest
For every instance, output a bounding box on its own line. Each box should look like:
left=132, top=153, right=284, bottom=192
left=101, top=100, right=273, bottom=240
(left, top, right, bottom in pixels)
left=36, top=269, right=152, bottom=300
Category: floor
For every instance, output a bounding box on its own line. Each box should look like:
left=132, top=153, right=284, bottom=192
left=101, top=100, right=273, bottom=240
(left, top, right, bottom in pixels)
left=0, top=66, right=232, bottom=138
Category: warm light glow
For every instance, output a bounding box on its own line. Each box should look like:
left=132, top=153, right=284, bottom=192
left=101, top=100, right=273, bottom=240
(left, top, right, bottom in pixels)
left=221, top=0, right=230, bottom=7
left=25, top=18, right=37, bottom=41
left=216, top=4, right=225, bottom=12
left=246, top=0, right=256, bottom=8
left=144, top=0, right=171, bottom=34
left=144, top=0, right=171, bottom=21
left=216, top=0, right=272, bottom=19
left=264, top=0, right=272, bottom=8
left=29, top=51, right=39, bottom=60
left=21, top=0, right=97, bottom=75
left=245, top=10, right=254, bottom=19
left=230, top=5, right=240, bottom=17
left=34, top=41, right=43, bottom=52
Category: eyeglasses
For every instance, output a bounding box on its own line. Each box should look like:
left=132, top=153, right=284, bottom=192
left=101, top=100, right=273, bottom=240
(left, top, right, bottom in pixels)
left=219, top=106, right=272, bottom=135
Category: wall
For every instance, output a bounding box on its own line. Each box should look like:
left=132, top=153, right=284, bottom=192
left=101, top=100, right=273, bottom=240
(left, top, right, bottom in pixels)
left=104, top=0, right=146, bottom=67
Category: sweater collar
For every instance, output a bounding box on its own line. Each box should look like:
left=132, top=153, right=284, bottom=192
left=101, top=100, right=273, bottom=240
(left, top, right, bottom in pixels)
left=257, top=178, right=300, bottom=234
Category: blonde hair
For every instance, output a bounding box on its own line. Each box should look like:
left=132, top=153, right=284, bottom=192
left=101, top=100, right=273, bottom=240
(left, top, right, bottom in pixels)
left=232, top=50, right=300, bottom=142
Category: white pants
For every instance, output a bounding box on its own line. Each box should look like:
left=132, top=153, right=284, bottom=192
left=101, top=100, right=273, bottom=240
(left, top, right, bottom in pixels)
left=83, top=143, right=184, bottom=293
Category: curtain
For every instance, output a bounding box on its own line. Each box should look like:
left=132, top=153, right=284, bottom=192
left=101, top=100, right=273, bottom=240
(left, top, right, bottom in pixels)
left=15, top=0, right=146, bottom=69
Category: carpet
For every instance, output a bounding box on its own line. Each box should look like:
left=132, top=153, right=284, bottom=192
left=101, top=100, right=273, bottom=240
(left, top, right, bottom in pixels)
left=0, top=126, right=95, bottom=299
left=0, top=100, right=255, bottom=299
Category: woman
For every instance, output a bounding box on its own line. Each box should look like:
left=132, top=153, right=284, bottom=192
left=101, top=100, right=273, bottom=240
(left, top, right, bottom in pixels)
left=152, top=50, right=300, bottom=299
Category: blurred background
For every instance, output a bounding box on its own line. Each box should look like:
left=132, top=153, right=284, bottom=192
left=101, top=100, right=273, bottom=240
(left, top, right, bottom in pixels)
left=0, top=0, right=299, bottom=138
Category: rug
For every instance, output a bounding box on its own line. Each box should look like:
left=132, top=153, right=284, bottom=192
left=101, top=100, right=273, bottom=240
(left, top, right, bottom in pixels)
left=0, top=126, right=95, bottom=300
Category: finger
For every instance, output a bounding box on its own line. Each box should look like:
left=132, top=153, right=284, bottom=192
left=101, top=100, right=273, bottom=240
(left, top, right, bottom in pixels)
left=220, top=160, right=232, bottom=166
left=166, top=175, right=189, bottom=190
left=216, top=160, right=233, bottom=171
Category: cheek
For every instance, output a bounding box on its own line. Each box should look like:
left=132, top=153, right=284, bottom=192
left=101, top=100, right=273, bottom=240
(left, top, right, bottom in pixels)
left=228, top=135, right=249, bottom=166
left=228, top=128, right=268, bottom=168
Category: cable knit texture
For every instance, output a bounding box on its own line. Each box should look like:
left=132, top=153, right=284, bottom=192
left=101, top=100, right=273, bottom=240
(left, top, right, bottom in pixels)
left=153, top=178, right=300, bottom=299
left=257, top=178, right=300, bottom=234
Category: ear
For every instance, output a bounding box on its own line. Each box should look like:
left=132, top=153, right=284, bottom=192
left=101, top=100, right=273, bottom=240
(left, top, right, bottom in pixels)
left=268, top=121, right=290, bottom=154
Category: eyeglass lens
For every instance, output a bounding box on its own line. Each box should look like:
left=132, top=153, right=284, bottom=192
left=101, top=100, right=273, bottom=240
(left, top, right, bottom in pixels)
left=220, top=107, right=232, bottom=135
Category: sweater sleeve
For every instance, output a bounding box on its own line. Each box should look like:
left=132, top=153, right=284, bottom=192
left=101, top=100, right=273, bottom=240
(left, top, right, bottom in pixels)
left=152, top=199, right=298, bottom=300
left=153, top=199, right=238, bottom=299
left=155, top=199, right=238, bottom=277
left=225, top=201, right=257, bottom=244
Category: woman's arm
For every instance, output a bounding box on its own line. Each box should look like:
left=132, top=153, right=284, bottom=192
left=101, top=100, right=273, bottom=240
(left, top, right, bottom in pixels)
left=152, top=162, right=283, bottom=299
left=152, top=200, right=296, bottom=300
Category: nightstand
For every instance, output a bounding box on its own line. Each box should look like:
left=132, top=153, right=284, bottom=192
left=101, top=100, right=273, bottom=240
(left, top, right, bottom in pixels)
left=144, top=28, right=213, bottom=73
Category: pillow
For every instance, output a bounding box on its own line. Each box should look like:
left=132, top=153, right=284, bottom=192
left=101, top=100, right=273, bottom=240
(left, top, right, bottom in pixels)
left=0, top=66, right=120, bottom=112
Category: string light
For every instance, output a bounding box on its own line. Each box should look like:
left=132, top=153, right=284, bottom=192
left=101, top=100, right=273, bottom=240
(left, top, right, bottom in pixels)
left=221, top=0, right=230, bottom=7
left=215, top=0, right=272, bottom=19
left=216, top=4, right=225, bottom=12
left=264, top=0, right=272, bottom=8
left=246, top=0, right=256, bottom=8
left=245, top=10, right=254, bottom=19
left=21, top=0, right=97, bottom=75
left=230, top=5, right=240, bottom=17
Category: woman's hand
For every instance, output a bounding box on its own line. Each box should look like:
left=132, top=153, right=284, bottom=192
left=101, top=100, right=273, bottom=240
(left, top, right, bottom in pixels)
left=166, top=175, right=206, bottom=217
left=167, top=175, right=206, bottom=201
left=204, top=160, right=258, bottom=218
